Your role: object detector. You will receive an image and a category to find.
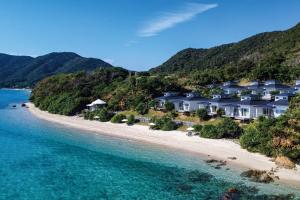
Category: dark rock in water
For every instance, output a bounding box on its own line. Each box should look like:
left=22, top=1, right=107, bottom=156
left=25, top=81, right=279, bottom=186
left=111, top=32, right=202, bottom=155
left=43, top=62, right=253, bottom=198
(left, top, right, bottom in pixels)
left=21, top=103, right=26, bottom=107
left=240, top=170, right=274, bottom=183
left=176, top=183, right=193, bottom=193
left=187, top=170, right=213, bottom=183
left=206, top=159, right=219, bottom=163
left=219, top=188, right=240, bottom=200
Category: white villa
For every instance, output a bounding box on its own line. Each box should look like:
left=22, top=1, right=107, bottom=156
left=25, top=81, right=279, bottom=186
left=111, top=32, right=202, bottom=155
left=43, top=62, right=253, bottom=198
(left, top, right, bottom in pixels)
left=156, top=80, right=298, bottom=120
left=87, top=99, right=106, bottom=111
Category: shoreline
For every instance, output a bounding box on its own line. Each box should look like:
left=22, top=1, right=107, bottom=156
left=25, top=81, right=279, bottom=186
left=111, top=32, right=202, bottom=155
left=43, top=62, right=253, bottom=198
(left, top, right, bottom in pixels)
left=26, top=102, right=300, bottom=188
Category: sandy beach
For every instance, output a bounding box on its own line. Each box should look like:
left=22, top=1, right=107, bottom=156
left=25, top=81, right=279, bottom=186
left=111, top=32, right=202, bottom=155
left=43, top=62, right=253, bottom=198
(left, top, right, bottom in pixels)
left=27, top=103, right=300, bottom=187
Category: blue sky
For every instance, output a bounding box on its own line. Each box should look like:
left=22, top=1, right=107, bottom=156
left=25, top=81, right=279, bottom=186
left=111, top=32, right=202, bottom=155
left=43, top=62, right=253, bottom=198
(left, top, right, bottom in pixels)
left=0, top=0, right=300, bottom=71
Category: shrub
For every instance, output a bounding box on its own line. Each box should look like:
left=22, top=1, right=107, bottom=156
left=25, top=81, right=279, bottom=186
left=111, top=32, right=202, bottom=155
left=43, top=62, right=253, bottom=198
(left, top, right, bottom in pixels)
left=200, top=125, right=223, bottom=139
left=192, top=124, right=203, bottom=132
left=164, top=101, right=175, bottom=112
left=111, top=113, right=126, bottom=123
left=217, top=118, right=242, bottom=138
left=216, top=108, right=225, bottom=117
left=135, top=102, right=148, bottom=115
left=196, top=108, right=209, bottom=120
left=148, top=100, right=157, bottom=108
left=127, top=114, right=135, bottom=125
left=240, top=123, right=274, bottom=156
left=98, top=108, right=113, bottom=122
left=84, top=111, right=94, bottom=120
left=183, top=111, right=190, bottom=116
left=150, top=116, right=177, bottom=131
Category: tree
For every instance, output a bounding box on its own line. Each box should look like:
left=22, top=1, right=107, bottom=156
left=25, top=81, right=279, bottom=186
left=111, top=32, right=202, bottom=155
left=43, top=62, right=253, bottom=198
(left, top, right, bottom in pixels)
left=240, top=90, right=252, bottom=96
left=200, top=125, right=223, bottom=139
left=111, top=114, right=126, bottom=123
left=164, top=101, right=175, bottom=112
left=218, top=118, right=242, bottom=138
left=216, top=108, right=225, bottom=117
left=98, top=108, right=113, bottom=122
left=127, top=115, right=135, bottom=125
left=135, top=102, right=148, bottom=115
left=148, top=100, right=157, bottom=108
left=149, top=116, right=177, bottom=131
left=196, top=108, right=209, bottom=121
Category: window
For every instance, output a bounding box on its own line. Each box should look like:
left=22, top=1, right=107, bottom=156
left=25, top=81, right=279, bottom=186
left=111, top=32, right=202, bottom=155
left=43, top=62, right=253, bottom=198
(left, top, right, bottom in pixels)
left=211, top=106, right=217, bottom=112
left=241, top=108, right=249, bottom=116
left=184, top=103, right=189, bottom=110
left=179, top=102, right=184, bottom=110
left=263, top=108, right=269, bottom=115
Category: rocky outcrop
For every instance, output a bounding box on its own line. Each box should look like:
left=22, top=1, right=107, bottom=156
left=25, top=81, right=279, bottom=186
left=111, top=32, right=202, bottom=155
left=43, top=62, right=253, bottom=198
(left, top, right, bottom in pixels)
left=275, top=156, right=296, bottom=169
left=240, top=170, right=274, bottom=183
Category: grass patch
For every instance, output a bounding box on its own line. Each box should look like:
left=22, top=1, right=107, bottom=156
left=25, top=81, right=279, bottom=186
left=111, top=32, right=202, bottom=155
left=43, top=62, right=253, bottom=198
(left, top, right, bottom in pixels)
left=176, top=125, right=189, bottom=132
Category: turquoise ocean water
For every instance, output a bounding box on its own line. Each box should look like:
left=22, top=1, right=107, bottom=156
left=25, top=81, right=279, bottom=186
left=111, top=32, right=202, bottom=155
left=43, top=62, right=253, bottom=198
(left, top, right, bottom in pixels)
left=0, top=89, right=300, bottom=200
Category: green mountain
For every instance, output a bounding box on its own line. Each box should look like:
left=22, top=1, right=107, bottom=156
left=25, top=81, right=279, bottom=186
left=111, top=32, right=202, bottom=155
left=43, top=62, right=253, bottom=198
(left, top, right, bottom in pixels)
left=150, top=23, right=300, bottom=84
left=0, top=52, right=113, bottom=87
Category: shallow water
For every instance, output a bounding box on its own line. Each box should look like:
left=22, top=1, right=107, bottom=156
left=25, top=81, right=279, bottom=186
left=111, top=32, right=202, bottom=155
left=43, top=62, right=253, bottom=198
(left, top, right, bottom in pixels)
left=0, top=89, right=300, bottom=200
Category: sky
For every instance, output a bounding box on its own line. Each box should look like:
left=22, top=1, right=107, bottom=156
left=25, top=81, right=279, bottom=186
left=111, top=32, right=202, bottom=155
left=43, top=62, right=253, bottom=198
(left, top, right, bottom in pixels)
left=0, top=0, right=300, bottom=71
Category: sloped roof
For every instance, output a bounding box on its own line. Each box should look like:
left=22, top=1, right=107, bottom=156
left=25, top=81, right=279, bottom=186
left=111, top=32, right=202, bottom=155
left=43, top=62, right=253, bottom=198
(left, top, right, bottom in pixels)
left=269, top=100, right=289, bottom=106
left=87, top=99, right=106, bottom=106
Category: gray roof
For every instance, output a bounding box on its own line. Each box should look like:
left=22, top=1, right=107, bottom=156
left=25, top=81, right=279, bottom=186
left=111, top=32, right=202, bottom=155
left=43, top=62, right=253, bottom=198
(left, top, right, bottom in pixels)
left=238, top=100, right=271, bottom=107
left=155, top=96, right=184, bottom=101
left=183, top=97, right=209, bottom=102
left=262, top=84, right=291, bottom=89
left=269, top=100, right=289, bottom=106
left=221, top=85, right=245, bottom=89
left=275, top=93, right=295, bottom=97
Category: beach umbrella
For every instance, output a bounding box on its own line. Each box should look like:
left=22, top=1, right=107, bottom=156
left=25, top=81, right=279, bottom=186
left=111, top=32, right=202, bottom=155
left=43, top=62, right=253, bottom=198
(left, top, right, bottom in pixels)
left=149, top=122, right=156, bottom=126
left=186, top=127, right=194, bottom=131
left=94, top=116, right=100, bottom=119
left=122, top=119, right=128, bottom=122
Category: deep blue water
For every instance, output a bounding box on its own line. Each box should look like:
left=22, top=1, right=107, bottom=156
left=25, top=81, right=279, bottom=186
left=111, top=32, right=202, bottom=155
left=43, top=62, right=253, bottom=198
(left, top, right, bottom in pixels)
left=0, top=89, right=300, bottom=200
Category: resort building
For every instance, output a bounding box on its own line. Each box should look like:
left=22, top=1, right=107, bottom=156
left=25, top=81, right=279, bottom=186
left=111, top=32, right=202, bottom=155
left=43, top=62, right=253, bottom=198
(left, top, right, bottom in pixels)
left=177, top=92, right=208, bottom=113
left=156, top=92, right=184, bottom=111
left=294, top=80, right=300, bottom=93
left=223, top=94, right=272, bottom=120
left=269, top=93, right=294, bottom=118
left=86, top=99, right=106, bottom=111
left=221, top=81, right=245, bottom=95
left=261, top=80, right=293, bottom=100
left=156, top=79, right=298, bottom=120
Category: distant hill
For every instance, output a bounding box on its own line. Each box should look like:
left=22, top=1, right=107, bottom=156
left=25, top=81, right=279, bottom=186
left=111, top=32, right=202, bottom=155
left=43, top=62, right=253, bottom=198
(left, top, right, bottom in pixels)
left=0, top=52, right=113, bottom=87
left=150, top=23, right=300, bottom=75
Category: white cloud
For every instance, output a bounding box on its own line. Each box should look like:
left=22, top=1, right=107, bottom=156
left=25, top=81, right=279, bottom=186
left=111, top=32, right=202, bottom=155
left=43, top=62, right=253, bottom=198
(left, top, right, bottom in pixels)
left=138, top=3, right=218, bottom=37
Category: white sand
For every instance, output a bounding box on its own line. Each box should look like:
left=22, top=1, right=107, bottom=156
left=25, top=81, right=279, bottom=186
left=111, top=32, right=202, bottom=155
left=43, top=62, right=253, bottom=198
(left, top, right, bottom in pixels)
left=27, top=103, right=300, bottom=187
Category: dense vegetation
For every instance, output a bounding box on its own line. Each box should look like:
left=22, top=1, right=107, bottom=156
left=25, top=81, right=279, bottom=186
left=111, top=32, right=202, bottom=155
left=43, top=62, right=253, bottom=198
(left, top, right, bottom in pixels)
left=193, top=118, right=242, bottom=139
left=151, top=23, right=300, bottom=85
left=0, top=52, right=112, bottom=87
left=240, top=95, right=300, bottom=162
left=30, top=68, right=185, bottom=115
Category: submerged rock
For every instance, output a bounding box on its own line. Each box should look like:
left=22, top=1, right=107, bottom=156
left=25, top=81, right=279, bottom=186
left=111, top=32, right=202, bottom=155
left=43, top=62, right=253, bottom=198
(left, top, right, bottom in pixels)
left=275, top=156, right=295, bottom=169
left=187, top=170, right=213, bottom=183
left=240, top=170, right=274, bottom=183
left=219, top=188, right=240, bottom=200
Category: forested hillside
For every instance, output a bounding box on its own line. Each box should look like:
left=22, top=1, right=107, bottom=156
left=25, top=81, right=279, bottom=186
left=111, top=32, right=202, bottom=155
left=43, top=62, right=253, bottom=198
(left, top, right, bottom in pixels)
left=30, top=68, right=184, bottom=115
left=0, top=52, right=113, bottom=87
left=151, top=23, right=300, bottom=85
